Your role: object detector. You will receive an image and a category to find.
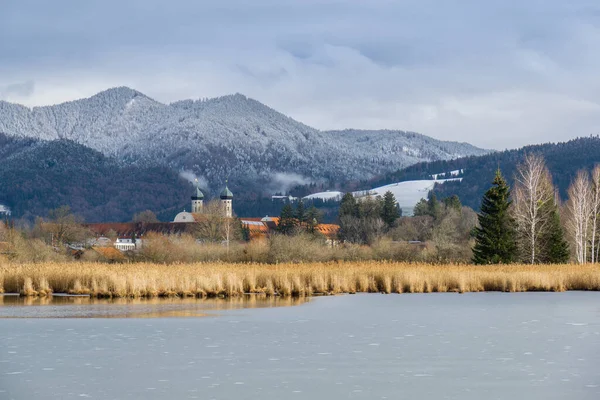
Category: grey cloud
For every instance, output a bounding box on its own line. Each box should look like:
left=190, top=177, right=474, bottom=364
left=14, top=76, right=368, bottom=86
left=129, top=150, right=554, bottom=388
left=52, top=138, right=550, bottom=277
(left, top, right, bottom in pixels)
left=2, top=0, right=600, bottom=149
left=0, top=81, right=35, bottom=100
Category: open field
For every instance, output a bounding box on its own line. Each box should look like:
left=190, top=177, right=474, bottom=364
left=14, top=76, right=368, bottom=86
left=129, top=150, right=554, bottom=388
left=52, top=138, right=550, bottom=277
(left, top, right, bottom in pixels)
left=1, top=261, right=599, bottom=298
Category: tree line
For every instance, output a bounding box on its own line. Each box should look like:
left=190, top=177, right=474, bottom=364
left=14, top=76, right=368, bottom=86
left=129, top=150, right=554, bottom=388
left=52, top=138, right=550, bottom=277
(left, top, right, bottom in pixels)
left=473, top=154, right=599, bottom=264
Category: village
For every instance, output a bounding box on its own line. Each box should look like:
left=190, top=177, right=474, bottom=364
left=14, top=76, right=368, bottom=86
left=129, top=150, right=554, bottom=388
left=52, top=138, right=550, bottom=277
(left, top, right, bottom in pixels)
left=35, top=182, right=341, bottom=262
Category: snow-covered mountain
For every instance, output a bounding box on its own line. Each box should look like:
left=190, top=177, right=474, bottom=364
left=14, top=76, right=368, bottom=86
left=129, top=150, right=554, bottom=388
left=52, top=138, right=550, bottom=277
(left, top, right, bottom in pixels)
left=0, top=87, right=489, bottom=191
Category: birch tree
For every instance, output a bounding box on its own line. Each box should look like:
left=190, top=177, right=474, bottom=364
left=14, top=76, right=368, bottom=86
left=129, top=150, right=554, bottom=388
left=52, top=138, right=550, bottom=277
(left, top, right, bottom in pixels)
left=590, top=165, right=600, bottom=263
left=566, top=170, right=592, bottom=264
left=513, top=154, right=554, bottom=264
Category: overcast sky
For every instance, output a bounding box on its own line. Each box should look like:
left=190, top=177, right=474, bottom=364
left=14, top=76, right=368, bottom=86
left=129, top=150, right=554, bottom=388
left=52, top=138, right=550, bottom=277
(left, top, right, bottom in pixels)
left=2, top=0, right=600, bottom=149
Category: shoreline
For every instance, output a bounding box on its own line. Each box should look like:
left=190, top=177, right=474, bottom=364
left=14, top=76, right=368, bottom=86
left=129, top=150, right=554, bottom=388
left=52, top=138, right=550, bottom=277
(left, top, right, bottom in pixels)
left=1, top=261, right=599, bottom=298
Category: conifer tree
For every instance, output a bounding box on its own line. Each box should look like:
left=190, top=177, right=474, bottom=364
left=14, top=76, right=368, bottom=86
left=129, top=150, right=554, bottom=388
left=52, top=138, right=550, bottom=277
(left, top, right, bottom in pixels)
left=473, top=170, right=518, bottom=264
left=338, top=193, right=358, bottom=242
left=381, top=191, right=400, bottom=228
left=413, top=199, right=430, bottom=217
left=278, top=203, right=296, bottom=235
left=295, top=199, right=306, bottom=225
left=443, top=195, right=462, bottom=212
left=539, top=202, right=570, bottom=263
left=339, top=193, right=358, bottom=218
left=427, top=194, right=442, bottom=221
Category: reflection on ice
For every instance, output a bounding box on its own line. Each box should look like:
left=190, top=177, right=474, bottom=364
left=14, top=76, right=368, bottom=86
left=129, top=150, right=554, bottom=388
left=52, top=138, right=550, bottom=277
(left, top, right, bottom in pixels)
left=0, top=294, right=309, bottom=318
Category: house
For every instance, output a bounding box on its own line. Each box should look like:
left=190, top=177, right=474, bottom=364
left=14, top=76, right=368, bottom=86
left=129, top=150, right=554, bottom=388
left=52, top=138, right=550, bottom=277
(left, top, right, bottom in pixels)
left=239, top=216, right=280, bottom=240
left=239, top=216, right=340, bottom=244
left=314, top=224, right=340, bottom=245
left=91, top=247, right=127, bottom=262
left=85, top=183, right=340, bottom=247
left=114, top=238, right=142, bottom=251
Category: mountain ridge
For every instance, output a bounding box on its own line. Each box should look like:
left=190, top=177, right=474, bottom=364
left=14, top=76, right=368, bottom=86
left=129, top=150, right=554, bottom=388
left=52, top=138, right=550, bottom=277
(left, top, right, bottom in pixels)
left=0, top=86, right=489, bottom=194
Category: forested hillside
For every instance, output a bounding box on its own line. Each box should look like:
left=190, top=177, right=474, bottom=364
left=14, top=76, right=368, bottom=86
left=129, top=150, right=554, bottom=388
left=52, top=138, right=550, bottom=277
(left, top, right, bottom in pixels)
left=373, top=136, right=600, bottom=210
left=0, top=87, right=488, bottom=192
left=0, top=134, right=192, bottom=222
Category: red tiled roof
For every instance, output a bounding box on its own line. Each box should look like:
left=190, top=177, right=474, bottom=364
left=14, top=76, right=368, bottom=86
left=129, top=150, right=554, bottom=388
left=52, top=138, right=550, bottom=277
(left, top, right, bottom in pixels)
left=315, top=224, right=340, bottom=238
left=92, top=247, right=126, bottom=261
left=87, top=218, right=339, bottom=241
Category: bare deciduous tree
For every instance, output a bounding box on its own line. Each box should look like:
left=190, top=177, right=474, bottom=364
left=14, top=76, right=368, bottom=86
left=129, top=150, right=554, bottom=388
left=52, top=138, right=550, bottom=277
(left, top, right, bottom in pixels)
left=566, top=170, right=592, bottom=264
left=33, top=205, right=91, bottom=246
left=189, top=200, right=239, bottom=250
left=590, top=165, right=600, bottom=263
left=513, top=154, right=554, bottom=264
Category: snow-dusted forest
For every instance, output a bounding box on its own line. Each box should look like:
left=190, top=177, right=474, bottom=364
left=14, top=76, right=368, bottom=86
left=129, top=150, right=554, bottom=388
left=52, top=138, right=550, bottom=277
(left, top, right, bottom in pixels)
left=0, top=87, right=488, bottom=193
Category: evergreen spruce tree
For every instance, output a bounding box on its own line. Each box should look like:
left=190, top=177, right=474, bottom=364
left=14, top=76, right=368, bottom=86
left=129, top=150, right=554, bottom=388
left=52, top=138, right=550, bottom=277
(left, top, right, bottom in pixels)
left=413, top=199, right=430, bottom=217
left=539, top=203, right=570, bottom=264
left=295, top=199, right=306, bottom=225
left=443, top=195, right=462, bottom=212
left=338, top=193, right=358, bottom=242
left=427, top=194, right=442, bottom=221
left=241, top=223, right=251, bottom=242
left=381, top=191, right=400, bottom=228
left=278, top=203, right=296, bottom=235
left=473, top=169, right=518, bottom=264
left=339, top=193, right=358, bottom=218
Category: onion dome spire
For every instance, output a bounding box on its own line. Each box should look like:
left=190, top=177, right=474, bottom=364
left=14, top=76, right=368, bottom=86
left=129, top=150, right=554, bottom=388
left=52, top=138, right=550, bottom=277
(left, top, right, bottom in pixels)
left=220, top=180, right=233, bottom=200
left=192, top=178, right=204, bottom=200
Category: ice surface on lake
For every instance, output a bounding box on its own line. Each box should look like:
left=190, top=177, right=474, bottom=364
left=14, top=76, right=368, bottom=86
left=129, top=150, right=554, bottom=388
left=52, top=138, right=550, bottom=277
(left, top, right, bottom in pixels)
left=0, top=293, right=599, bottom=399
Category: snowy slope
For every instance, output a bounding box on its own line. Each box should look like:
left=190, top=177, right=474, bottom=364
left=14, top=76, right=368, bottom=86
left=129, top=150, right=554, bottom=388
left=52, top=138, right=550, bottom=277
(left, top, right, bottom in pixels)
left=303, top=191, right=344, bottom=201
left=305, top=178, right=462, bottom=215
left=357, top=179, right=462, bottom=215
left=0, top=87, right=489, bottom=190
left=431, top=169, right=463, bottom=179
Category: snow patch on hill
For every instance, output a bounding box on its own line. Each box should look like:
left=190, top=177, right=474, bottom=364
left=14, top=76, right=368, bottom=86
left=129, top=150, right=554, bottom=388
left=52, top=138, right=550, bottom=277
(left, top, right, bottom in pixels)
left=304, top=178, right=462, bottom=215
left=303, top=191, right=344, bottom=201
left=431, top=169, right=463, bottom=179
left=0, top=204, right=11, bottom=216
left=357, top=179, right=462, bottom=215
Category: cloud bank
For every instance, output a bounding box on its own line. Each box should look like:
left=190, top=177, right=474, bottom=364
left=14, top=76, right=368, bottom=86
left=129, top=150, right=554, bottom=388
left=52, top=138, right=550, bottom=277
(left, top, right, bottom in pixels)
left=2, top=0, right=600, bottom=149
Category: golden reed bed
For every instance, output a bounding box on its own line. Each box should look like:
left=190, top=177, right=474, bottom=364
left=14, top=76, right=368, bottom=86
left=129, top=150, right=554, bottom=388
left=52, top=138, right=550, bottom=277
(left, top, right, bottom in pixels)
left=1, top=261, right=599, bottom=298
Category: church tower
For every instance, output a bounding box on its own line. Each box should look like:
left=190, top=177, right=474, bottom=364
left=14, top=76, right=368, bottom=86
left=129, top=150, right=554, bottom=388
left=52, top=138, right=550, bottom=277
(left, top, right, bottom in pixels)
left=220, top=182, right=234, bottom=218
left=191, top=179, right=204, bottom=213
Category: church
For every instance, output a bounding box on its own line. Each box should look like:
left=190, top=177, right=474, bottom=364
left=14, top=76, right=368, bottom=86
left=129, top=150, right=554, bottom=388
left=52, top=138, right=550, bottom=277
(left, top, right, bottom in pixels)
left=169, top=181, right=340, bottom=242
left=173, top=181, right=234, bottom=222
left=85, top=179, right=339, bottom=247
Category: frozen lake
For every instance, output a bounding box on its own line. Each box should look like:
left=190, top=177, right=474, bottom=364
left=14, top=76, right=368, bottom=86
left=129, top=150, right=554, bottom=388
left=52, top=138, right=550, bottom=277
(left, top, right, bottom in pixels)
left=1, top=293, right=599, bottom=399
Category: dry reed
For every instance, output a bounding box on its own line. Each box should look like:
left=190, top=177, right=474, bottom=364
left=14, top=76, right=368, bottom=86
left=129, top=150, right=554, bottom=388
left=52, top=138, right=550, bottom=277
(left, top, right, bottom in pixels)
left=1, top=261, right=599, bottom=298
